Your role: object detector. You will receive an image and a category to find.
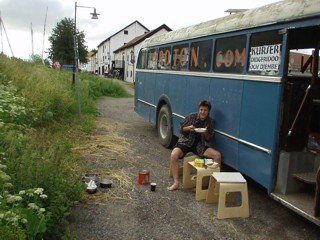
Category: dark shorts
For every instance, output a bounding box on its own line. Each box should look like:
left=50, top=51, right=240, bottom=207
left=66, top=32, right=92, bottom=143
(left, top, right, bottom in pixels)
left=175, top=143, right=208, bottom=158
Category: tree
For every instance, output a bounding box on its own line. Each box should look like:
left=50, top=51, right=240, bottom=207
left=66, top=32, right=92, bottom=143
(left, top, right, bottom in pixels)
left=29, top=54, right=43, bottom=64
left=48, top=17, right=88, bottom=65
left=29, top=54, right=50, bottom=67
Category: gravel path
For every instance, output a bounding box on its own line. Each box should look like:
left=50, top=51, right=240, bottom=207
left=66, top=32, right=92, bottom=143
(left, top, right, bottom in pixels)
left=67, top=80, right=320, bottom=240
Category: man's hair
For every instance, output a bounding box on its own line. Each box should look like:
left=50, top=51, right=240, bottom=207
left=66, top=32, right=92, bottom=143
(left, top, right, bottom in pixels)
left=198, top=100, right=211, bottom=111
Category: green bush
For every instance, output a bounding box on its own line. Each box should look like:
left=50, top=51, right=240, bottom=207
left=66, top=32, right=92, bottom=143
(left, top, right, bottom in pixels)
left=0, top=54, right=132, bottom=239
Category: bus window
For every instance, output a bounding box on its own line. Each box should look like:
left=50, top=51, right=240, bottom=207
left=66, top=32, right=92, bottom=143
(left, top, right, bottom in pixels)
left=172, top=43, right=189, bottom=71
left=158, top=46, right=171, bottom=70
left=189, top=40, right=212, bottom=72
left=213, top=35, right=246, bottom=74
left=147, top=48, right=158, bottom=70
left=136, top=48, right=147, bottom=69
left=248, top=30, right=283, bottom=76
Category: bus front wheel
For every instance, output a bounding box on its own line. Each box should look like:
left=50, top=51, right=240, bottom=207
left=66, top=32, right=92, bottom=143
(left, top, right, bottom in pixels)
left=157, top=105, right=176, bottom=148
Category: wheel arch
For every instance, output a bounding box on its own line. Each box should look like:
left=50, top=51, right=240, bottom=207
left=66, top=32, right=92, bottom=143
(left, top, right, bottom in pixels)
left=156, top=95, right=173, bottom=129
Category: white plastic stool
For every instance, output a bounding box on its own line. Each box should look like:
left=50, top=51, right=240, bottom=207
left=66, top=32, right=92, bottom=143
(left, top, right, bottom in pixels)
left=169, top=153, right=198, bottom=177
left=206, top=172, right=249, bottom=219
left=183, top=160, right=220, bottom=201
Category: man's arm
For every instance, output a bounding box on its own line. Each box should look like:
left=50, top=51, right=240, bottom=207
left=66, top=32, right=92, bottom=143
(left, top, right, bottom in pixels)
left=203, top=118, right=215, bottom=141
left=179, top=113, right=197, bottom=133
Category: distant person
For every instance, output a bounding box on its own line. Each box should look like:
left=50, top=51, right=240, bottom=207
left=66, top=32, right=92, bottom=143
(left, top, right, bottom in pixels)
left=107, top=65, right=111, bottom=75
left=168, top=100, right=221, bottom=191
left=54, top=61, right=61, bottom=71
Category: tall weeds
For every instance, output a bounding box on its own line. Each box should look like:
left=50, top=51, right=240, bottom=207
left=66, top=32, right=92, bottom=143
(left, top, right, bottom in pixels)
left=0, top=54, right=131, bottom=239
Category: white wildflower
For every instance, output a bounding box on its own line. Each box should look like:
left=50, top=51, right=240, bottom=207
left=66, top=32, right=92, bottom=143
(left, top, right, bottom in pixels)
left=28, top=203, right=39, bottom=210
left=3, top=182, right=13, bottom=188
left=40, top=194, right=47, bottom=199
left=21, top=218, right=28, bottom=224
left=0, top=164, right=7, bottom=169
left=34, top=188, right=44, bottom=195
left=13, top=196, right=23, bottom=202
left=18, top=190, right=26, bottom=195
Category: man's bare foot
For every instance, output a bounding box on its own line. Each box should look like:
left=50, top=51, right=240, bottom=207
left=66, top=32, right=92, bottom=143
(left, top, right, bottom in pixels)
left=167, top=183, right=179, bottom=191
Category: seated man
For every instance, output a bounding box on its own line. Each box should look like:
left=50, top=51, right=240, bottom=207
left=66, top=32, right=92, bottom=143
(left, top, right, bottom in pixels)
left=168, top=100, right=221, bottom=191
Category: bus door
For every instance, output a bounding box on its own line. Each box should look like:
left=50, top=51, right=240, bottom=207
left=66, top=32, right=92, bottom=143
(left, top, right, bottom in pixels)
left=273, top=25, right=320, bottom=223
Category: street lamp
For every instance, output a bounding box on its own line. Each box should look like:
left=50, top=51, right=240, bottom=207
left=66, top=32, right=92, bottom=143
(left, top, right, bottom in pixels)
left=73, top=1, right=99, bottom=118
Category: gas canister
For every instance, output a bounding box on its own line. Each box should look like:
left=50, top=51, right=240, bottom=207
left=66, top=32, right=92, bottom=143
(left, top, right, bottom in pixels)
left=138, top=170, right=150, bottom=184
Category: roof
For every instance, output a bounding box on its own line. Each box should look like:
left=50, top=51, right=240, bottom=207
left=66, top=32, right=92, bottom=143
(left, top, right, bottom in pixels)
left=113, top=24, right=172, bottom=53
left=143, top=0, right=320, bottom=48
left=97, top=20, right=149, bottom=47
left=87, top=51, right=96, bottom=58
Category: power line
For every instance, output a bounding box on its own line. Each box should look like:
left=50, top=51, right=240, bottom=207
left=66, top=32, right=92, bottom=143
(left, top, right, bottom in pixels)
left=0, top=14, right=14, bottom=57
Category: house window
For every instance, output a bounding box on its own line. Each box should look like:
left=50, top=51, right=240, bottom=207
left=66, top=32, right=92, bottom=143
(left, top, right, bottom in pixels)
left=124, top=30, right=128, bottom=35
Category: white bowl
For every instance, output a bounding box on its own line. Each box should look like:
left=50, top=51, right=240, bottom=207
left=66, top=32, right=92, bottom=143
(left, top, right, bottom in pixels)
left=195, top=128, right=206, bottom=133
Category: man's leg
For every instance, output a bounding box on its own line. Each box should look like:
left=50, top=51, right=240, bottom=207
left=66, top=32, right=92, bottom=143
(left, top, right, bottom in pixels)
left=168, top=147, right=184, bottom=191
left=203, top=148, right=221, bottom=166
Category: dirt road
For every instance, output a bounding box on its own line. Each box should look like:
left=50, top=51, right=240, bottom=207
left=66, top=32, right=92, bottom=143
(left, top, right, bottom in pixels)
left=67, top=86, right=320, bottom=239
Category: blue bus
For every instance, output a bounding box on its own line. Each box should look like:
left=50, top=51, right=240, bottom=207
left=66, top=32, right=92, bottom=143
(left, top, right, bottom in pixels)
left=134, top=0, right=320, bottom=225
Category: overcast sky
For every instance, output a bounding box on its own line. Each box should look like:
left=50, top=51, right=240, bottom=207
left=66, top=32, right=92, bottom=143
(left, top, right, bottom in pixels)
left=0, top=0, right=281, bottom=60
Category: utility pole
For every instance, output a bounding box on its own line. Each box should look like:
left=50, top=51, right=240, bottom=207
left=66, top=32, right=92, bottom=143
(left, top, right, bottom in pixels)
left=42, top=6, right=48, bottom=63
left=31, top=22, right=34, bottom=56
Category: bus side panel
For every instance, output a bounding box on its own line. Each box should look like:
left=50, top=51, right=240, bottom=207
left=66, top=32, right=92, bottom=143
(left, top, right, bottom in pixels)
left=238, top=81, right=282, bottom=191
left=134, top=72, right=156, bottom=124
left=210, top=78, right=243, bottom=169
left=169, top=75, right=189, bottom=137
left=153, top=74, right=187, bottom=136
left=184, top=76, right=211, bottom=109
left=157, top=75, right=212, bottom=138
left=148, top=73, right=162, bottom=124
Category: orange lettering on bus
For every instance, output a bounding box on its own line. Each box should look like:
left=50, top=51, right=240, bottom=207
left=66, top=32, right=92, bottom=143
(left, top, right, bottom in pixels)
left=159, top=50, right=171, bottom=66
left=215, top=51, right=222, bottom=67
left=215, top=48, right=246, bottom=68
left=173, top=48, right=179, bottom=66
left=190, top=46, right=199, bottom=67
left=225, top=50, right=234, bottom=67
left=180, top=48, right=188, bottom=67
left=164, top=50, right=171, bottom=66
left=234, top=48, right=246, bottom=66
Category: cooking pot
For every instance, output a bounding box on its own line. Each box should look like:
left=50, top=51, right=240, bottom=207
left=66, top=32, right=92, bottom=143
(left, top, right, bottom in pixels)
left=100, top=179, right=113, bottom=188
left=82, top=173, right=99, bottom=185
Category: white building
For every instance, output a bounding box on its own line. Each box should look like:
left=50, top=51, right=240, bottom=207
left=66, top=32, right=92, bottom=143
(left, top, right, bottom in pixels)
left=113, top=24, right=172, bottom=83
left=95, top=20, right=149, bottom=76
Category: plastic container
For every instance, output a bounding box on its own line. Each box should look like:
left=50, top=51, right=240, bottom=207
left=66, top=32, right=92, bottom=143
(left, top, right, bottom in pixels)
left=194, top=158, right=204, bottom=168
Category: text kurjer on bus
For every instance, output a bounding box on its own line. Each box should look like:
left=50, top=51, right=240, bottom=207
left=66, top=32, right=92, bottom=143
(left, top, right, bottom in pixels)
left=249, top=44, right=281, bottom=71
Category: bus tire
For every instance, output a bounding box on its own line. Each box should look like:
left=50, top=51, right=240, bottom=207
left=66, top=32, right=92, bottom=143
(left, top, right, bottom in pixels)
left=157, top=105, right=177, bottom=148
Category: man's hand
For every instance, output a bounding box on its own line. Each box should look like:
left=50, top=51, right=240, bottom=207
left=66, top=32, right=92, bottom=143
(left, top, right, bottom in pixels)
left=184, top=125, right=195, bottom=132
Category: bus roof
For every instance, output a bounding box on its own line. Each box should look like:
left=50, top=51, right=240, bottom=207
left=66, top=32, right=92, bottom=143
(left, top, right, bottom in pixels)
left=143, top=0, right=320, bottom=48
